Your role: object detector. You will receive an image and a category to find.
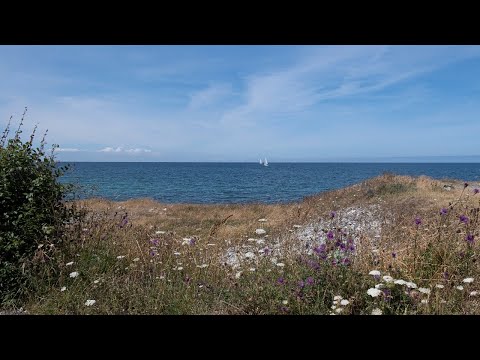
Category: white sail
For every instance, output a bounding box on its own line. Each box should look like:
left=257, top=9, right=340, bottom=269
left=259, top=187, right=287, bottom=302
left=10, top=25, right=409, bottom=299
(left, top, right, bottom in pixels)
left=259, top=159, right=263, bottom=165
left=264, top=158, right=268, bottom=166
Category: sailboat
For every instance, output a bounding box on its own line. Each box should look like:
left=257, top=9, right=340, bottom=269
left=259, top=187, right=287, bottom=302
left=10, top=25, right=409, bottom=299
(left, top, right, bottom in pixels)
left=264, top=158, right=268, bottom=167
left=259, top=158, right=263, bottom=165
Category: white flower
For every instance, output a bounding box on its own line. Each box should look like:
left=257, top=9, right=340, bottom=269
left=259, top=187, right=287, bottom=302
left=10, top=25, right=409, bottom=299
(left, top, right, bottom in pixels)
left=371, top=308, right=383, bottom=315
left=93, top=280, right=100, bottom=284
left=258, top=218, right=267, bottom=222
left=173, top=252, right=181, bottom=256
left=133, top=258, right=140, bottom=262
left=421, top=299, right=428, bottom=304
left=116, top=255, right=125, bottom=259
left=418, top=287, right=431, bottom=295
left=331, top=305, right=337, bottom=310
left=463, top=277, right=474, bottom=284
left=333, top=295, right=343, bottom=301
left=440, top=299, right=447, bottom=304
left=206, top=243, right=216, bottom=246
left=340, top=299, right=350, bottom=306
left=244, top=252, right=255, bottom=259
left=406, top=282, right=417, bottom=289
left=367, top=288, right=382, bottom=297
left=196, top=264, right=208, bottom=268
left=66, top=261, right=74, bottom=266
left=382, top=276, right=394, bottom=283
left=282, top=300, right=288, bottom=305
left=369, top=270, right=381, bottom=276
left=155, top=230, right=166, bottom=235
left=470, top=291, right=478, bottom=296
left=84, top=299, right=96, bottom=306
left=276, top=263, right=285, bottom=267
left=435, top=284, right=444, bottom=289
left=255, top=229, right=266, bottom=235
left=176, top=267, right=183, bottom=271
left=235, top=271, right=242, bottom=279
left=293, top=225, right=302, bottom=228
left=69, top=271, right=79, bottom=278
left=249, top=268, right=256, bottom=272
left=456, top=285, right=464, bottom=291
left=394, top=279, right=407, bottom=285
left=60, top=286, right=67, bottom=292
left=375, top=283, right=385, bottom=289
left=335, top=308, right=344, bottom=313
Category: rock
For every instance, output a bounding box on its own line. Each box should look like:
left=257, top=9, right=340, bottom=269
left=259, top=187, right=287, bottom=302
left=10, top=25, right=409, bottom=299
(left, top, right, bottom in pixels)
left=443, top=184, right=454, bottom=191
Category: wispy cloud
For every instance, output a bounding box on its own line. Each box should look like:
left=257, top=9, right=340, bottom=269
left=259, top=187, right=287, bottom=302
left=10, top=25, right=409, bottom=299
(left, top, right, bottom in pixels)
left=99, top=147, right=151, bottom=153
left=188, top=83, right=232, bottom=109
left=56, top=148, right=81, bottom=152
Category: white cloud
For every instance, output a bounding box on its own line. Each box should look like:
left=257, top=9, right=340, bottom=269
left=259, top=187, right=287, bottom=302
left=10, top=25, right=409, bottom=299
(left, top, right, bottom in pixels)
left=188, top=83, right=232, bottom=109
left=56, top=148, right=81, bottom=152
left=99, top=147, right=151, bottom=154
left=99, top=147, right=123, bottom=153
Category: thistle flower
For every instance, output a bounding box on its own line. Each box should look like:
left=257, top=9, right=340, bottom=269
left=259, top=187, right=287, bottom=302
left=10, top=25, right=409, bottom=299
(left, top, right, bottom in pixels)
left=371, top=308, right=382, bottom=315
left=306, top=277, right=314, bottom=286
left=277, top=277, right=285, bottom=285
left=415, top=217, right=422, bottom=226
left=69, top=271, right=79, bottom=278
left=367, top=288, right=382, bottom=297
left=459, top=215, right=469, bottom=224
left=474, top=188, right=479, bottom=195
left=466, top=234, right=475, bottom=244
left=150, top=239, right=160, bottom=246
left=330, top=211, right=336, bottom=219
left=84, top=299, right=96, bottom=306
left=298, top=280, right=305, bottom=288
left=327, top=231, right=334, bottom=240
left=392, top=252, right=397, bottom=258
left=440, top=208, right=448, bottom=216
left=463, top=277, right=474, bottom=283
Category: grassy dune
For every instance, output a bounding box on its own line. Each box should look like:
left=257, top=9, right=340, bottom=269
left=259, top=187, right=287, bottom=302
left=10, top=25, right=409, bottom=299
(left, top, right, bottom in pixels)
left=22, top=174, right=480, bottom=314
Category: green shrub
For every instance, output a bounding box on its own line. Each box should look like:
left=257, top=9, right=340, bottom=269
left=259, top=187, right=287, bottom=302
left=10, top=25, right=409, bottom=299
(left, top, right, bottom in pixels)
left=0, top=108, right=80, bottom=305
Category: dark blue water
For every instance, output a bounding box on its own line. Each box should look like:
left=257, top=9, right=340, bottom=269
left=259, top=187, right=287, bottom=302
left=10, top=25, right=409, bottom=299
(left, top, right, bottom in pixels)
left=58, top=162, right=480, bottom=204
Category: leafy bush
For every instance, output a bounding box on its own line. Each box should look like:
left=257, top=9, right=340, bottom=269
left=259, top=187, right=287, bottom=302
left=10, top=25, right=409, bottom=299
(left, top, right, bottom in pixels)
left=0, top=108, right=80, bottom=305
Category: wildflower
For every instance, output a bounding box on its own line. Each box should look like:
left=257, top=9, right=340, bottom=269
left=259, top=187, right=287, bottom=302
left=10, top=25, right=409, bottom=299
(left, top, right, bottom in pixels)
left=474, top=188, right=479, bottom=195
left=277, top=277, right=285, bottom=285
left=133, top=258, right=140, bottom=262
left=418, top=288, right=431, bottom=295
left=255, top=229, right=266, bottom=235
left=306, top=277, right=314, bottom=286
left=440, top=300, right=447, bottom=304
left=435, top=284, right=444, bottom=289
left=314, top=244, right=326, bottom=255
left=327, top=231, right=334, bottom=240
left=149, top=250, right=157, bottom=256
left=394, top=279, right=407, bottom=285
left=456, top=286, right=464, bottom=291
left=415, top=217, right=422, bottom=226
left=282, top=300, right=288, bottom=305
left=177, top=267, right=184, bottom=271
left=391, top=252, right=397, bottom=258
left=367, top=288, right=382, bottom=297
left=406, top=282, right=417, bottom=289
left=117, top=255, right=125, bottom=259
left=382, top=275, right=394, bottom=283
left=335, top=308, right=343, bottom=313
left=464, top=182, right=469, bottom=188
left=331, top=305, right=337, bottom=310
left=470, top=291, right=478, bottom=296
left=244, top=252, right=255, bottom=259
left=375, top=284, right=385, bottom=289
left=459, top=215, right=469, bottom=224
left=440, top=208, right=448, bottom=216
left=276, top=262, right=285, bottom=267
left=150, top=239, right=159, bottom=246
left=340, top=299, right=350, bottom=306
left=298, top=280, right=305, bottom=288
left=196, top=264, right=208, bottom=268
left=93, top=280, right=100, bottom=284
left=66, top=261, right=74, bottom=266
left=280, top=306, right=289, bottom=313
left=371, top=308, right=382, bottom=315
left=369, top=270, right=381, bottom=276
left=84, top=299, right=96, bottom=306
left=258, top=218, right=267, bottom=222
left=249, top=268, right=256, bottom=272
left=60, top=286, right=66, bottom=292
left=69, top=271, right=79, bottom=278
left=466, top=234, right=475, bottom=244
left=463, top=277, right=474, bottom=283
left=155, top=231, right=166, bottom=235
left=235, top=271, right=242, bottom=279
left=330, top=211, right=336, bottom=219
left=421, top=299, right=428, bottom=304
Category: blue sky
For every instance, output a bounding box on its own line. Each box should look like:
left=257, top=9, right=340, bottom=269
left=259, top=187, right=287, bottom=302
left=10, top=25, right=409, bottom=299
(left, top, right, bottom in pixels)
left=1, top=45, right=480, bottom=162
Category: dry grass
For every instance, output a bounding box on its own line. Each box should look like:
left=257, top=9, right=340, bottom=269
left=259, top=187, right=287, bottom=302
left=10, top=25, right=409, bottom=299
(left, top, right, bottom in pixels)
left=19, top=174, right=480, bottom=315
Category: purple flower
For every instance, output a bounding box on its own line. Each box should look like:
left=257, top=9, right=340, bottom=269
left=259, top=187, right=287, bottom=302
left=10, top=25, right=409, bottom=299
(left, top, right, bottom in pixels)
left=277, top=277, right=285, bottom=285
left=443, top=271, right=449, bottom=280
left=342, top=258, right=351, bottom=265
left=414, top=217, right=422, bottom=226
left=330, top=211, right=336, bottom=219
left=150, top=238, right=159, bottom=246
left=464, top=182, right=469, bottom=188
left=348, top=245, right=355, bottom=252
left=440, top=208, right=448, bottom=216
left=314, top=244, right=326, bottom=254
left=298, top=280, right=305, bottom=288
left=263, top=247, right=271, bottom=255
left=466, top=233, right=475, bottom=244
left=327, top=231, right=334, bottom=240
left=306, top=277, right=314, bottom=286
left=459, top=215, right=469, bottom=224
left=189, top=238, right=196, bottom=245
left=339, top=243, right=346, bottom=251
left=149, top=249, right=157, bottom=257
left=392, top=252, right=397, bottom=258
left=280, top=306, right=289, bottom=313
left=474, top=188, right=479, bottom=195
left=119, top=215, right=128, bottom=228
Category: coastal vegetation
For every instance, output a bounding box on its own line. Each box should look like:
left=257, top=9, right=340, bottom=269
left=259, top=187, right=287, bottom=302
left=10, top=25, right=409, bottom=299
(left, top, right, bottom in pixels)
left=1, top=116, right=479, bottom=314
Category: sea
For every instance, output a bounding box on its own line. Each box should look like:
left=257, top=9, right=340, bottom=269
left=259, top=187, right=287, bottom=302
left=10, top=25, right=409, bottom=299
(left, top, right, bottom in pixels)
left=58, top=162, right=480, bottom=204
